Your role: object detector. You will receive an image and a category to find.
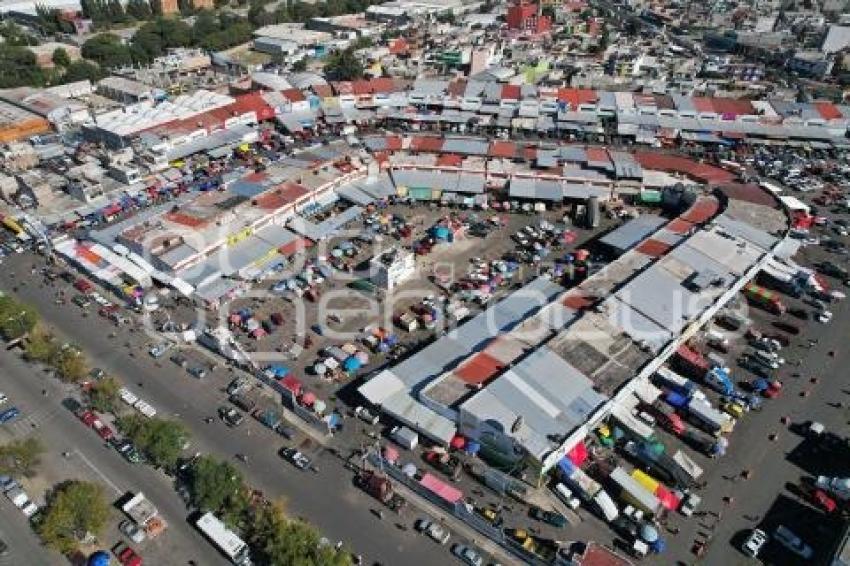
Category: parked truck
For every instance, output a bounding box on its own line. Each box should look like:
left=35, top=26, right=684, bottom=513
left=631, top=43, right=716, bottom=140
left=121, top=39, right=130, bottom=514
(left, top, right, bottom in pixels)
left=654, top=366, right=697, bottom=397
left=622, top=440, right=698, bottom=490
left=673, top=345, right=710, bottom=380
left=122, top=492, right=167, bottom=538
left=558, top=462, right=619, bottom=522
left=704, top=366, right=734, bottom=396
left=356, top=470, right=406, bottom=512
left=686, top=398, right=734, bottom=437
left=743, top=282, right=787, bottom=315
left=608, top=466, right=663, bottom=518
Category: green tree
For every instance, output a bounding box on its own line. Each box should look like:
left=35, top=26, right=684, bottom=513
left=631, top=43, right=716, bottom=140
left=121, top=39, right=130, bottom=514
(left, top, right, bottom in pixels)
left=125, top=0, right=152, bottom=19
left=60, top=60, right=106, bottom=83
left=81, top=33, right=133, bottom=68
left=323, top=48, right=363, bottom=81
left=88, top=376, right=120, bottom=413
left=51, top=346, right=89, bottom=383
left=0, top=437, right=44, bottom=477
left=248, top=503, right=351, bottom=566
left=24, top=325, right=59, bottom=363
left=118, top=415, right=188, bottom=470
left=131, top=17, right=192, bottom=62
left=52, top=47, right=71, bottom=68
left=291, top=58, right=307, bottom=72
left=0, top=296, right=39, bottom=339
left=189, top=455, right=244, bottom=513
left=37, top=481, right=110, bottom=554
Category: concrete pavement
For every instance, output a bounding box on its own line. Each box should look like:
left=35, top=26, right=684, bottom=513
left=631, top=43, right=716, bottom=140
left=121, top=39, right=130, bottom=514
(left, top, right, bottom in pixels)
left=0, top=254, right=451, bottom=566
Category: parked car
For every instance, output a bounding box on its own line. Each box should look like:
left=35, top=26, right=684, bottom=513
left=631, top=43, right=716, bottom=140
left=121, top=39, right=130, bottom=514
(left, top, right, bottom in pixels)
left=119, top=519, right=146, bottom=544
left=218, top=406, right=244, bottom=427
left=187, top=366, right=207, bottom=379
left=354, top=406, right=379, bottom=425
left=279, top=447, right=310, bottom=470
left=226, top=377, right=249, bottom=396
left=148, top=343, right=172, bottom=358
left=0, top=407, right=20, bottom=424
left=774, top=525, right=813, bottom=559
left=452, top=544, right=483, bottom=566
left=415, top=518, right=450, bottom=544
left=742, top=528, right=768, bottom=558
left=170, top=354, right=188, bottom=368
left=114, top=542, right=143, bottom=566
left=530, top=506, right=568, bottom=527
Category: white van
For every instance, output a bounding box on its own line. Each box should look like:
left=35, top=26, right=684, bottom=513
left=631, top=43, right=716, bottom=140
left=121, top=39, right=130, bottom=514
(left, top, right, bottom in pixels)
left=555, top=483, right=581, bottom=510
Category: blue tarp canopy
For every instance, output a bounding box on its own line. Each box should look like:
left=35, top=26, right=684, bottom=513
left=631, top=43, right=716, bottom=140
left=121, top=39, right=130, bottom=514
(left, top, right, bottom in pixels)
left=432, top=226, right=450, bottom=239
left=343, top=356, right=362, bottom=372
left=266, top=365, right=290, bottom=378
left=557, top=457, right=575, bottom=477
left=664, top=390, right=688, bottom=408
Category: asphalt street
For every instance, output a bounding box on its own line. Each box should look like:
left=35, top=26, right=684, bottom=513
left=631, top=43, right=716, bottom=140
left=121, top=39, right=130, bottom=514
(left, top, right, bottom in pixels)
left=0, top=254, right=452, bottom=566
left=0, top=344, right=229, bottom=566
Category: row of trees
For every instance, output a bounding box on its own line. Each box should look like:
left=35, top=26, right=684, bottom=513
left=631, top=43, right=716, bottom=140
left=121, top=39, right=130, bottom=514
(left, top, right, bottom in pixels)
left=186, top=455, right=352, bottom=565
left=24, top=326, right=91, bottom=382
left=81, top=13, right=253, bottom=68
left=248, top=0, right=383, bottom=27
left=117, top=414, right=189, bottom=470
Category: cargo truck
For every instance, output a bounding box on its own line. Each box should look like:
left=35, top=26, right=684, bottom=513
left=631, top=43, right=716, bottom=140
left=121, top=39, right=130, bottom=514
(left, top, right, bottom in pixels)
left=654, top=367, right=696, bottom=396
left=704, top=366, right=734, bottom=396
left=558, top=461, right=619, bottom=522
left=686, top=398, right=734, bottom=436
left=608, top=466, right=663, bottom=518
left=673, top=345, right=710, bottom=380
left=622, top=440, right=698, bottom=490
left=122, top=492, right=167, bottom=538
left=743, top=282, right=786, bottom=315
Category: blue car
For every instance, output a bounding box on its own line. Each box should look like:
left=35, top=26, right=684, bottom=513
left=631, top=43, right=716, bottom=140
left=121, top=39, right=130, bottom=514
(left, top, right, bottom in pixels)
left=0, top=407, right=20, bottom=424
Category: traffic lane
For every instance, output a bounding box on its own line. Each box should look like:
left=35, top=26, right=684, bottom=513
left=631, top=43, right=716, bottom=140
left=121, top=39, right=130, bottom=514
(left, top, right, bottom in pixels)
left=0, top=497, right=62, bottom=566
left=0, top=349, right=230, bottom=566
left=1, top=263, right=449, bottom=565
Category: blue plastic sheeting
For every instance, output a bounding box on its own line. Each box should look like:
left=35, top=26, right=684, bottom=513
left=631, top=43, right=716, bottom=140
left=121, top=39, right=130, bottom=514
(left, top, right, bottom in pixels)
left=88, top=552, right=111, bottom=566
left=343, top=356, right=362, bottom=372
left=267, top=365, right=289, bottom=377
left=557, top=457, right=575, bottom=477
left=465, top=440, right=481, bottom=455
left=665, top=390, right=688, bottom=408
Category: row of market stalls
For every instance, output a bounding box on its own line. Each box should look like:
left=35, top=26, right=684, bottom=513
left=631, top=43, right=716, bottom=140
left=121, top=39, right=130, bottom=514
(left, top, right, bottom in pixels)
left=54, top=238, right=153, bottom=301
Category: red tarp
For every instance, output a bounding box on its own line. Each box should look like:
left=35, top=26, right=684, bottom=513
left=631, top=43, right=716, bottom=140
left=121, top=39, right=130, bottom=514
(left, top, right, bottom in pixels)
left=566, top=441, right=588, bottom=466
left=383, top=445, right=399, bottom=464
left=419, top=473, right=463, bottom=504
left=280, top=375, right=302, bottom=395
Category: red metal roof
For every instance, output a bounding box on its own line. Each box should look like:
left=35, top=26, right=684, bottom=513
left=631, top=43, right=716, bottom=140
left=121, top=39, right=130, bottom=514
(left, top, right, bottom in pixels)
left=523, top=145, right=537, bottom=162
left=385, top=136, right=402, bottom=151
left=691, top=97, right=715, bottom=113
left=710, top=98, right=754, bottom=117
left=255, top=182, right=309, bottom=210
left=635, top=239, right=671, bottom=257
left=556, top=88, right=598, bottom=107
left=575, top=542, right=633, bottom=566
left=436, top=153, right=464, bottom=167
left=281, top=88, right=306, bottom=102
left=312, top=84, right=333, bottom=98
left=410, top=136, right=444, bottom=153
left=333, top=81, right=354, bottom=95
left=388, top=37, right=408, bottom=55
left=455, top=352, right=503, bottom=384
left=166, top=211, right=207, bottom=228
left=815, top=101, right=843, bottom=120
left=666, top=218, right=694, bottom=234
left=679, top=196, right=720, bottom=224
left=488, top=140, right=516, bottom=159
left=447, top=79, right=467, bottom=97
left=633, top=152, right=735, bottom=185
left=419, top=473, right=463, bottom=504
left=501, top=84, right=521, bottom=100
left=279, top=237, right=312, bottom=256
left=585, top=147, right=609, bottom=164
left=562, top=292, right=593, bottom=310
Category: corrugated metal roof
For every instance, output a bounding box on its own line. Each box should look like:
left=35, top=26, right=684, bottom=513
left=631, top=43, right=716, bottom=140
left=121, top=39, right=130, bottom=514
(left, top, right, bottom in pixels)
left=599, top=215, right=666, bottom=254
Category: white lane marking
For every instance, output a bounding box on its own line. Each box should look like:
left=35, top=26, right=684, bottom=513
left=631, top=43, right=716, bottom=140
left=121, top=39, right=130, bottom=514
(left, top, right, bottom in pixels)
left=73, top=449, right=122, bottom=496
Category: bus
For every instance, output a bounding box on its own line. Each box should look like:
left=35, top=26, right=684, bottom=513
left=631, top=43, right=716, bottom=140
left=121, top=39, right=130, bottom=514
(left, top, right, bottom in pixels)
left=195, top=512, right=252, bottom=565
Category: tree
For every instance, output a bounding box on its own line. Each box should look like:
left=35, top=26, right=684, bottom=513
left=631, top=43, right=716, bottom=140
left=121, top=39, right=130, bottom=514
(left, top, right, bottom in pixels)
left=37, top=481, right=110, bottom=554
left=125, top=0, right=152, bottom=19
left=248, top=503, right=351, bottom=566
left=88, top=376, right=120, bottom=413
left=81, top=33, right=133, bottom=68
left=323, top=48, right=363, bottom=81
left=0, top=296, right=38, bottom=339
left=0, top=437, right=44, bottom=477
left=52, top=47, right=71, bottom=68
left=51, top=347, right=88, bottom=382
left=291, top=58, right=307, bottom=72
left=60, top=60, right=106, bottom=83
left=24, top=325, right=59, bottom=363
left=189, top=455, right=244, bottom=513
left=118, top=415, right=188, bottom=470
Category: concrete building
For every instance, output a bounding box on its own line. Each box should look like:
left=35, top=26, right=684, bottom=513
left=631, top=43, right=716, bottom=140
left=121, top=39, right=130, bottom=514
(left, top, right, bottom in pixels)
left=506, top=0, right=551, bottom=33
left=370, top=247, right=415, bottom=290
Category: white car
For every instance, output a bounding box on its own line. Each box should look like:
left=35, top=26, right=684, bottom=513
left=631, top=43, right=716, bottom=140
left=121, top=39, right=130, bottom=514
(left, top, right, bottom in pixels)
left=742, top=528, right=768, bottom=558
left=120, top=519, right=147, bottom=544
left=415, top=519, right=450, bottom=544
left=354, top=406, right=379, bottom=425
left=0, top=393, right=7, bottom=405
left=817, top=310, right=833, bottom=323
left=21, top=501, right=38, bottom=518
left=774, top=525, right=813, bottom=559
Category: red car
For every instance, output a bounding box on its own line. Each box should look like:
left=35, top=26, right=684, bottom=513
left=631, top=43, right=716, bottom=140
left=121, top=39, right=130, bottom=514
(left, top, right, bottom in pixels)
left=95, top=423, right=114, bottom=441
left=813, top=489, right=837, bottom=513
left=98, top=305, right=118, bottom=317
left=79, top=410, right=97, bottom=427
left=115, top=542, right=143, bottom=566
left=763, top=381, right=783, bottom=398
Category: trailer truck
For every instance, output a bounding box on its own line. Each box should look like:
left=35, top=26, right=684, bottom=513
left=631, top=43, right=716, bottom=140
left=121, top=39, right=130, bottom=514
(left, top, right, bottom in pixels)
left=559, top=463, right=619, bottom=522
left=608, top=466, right=663, bottom=517
left=686, top=398, right=734, bottom=436
left=743, top=282, right=787, bottom=315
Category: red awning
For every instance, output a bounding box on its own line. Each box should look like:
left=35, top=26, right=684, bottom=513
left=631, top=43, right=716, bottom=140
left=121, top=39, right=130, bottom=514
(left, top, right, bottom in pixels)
left=655, top=485, right=681, bottom=510
left=566, top=441, right=588, bottom=466
left=301, top=391, right=317, bottom=406
left=419, top=473, right=463, bottom=504
left=383, top=445, right=399, bottom=464
left=280, top=375, right=302, bottom=395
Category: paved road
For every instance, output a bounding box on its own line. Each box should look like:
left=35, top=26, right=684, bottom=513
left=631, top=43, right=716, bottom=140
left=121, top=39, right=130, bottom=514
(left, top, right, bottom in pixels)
left=0, top=255, right=451, bottom=565
left=0, top=347, right=228, bottom=566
